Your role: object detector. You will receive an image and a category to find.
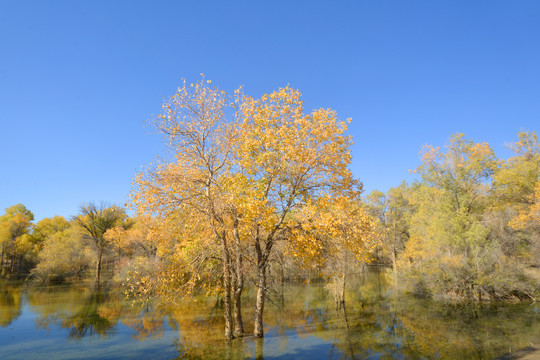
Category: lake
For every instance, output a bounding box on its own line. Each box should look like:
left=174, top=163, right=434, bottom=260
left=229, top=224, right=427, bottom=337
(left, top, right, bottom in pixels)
left=1, top=269, right=539, bottom=359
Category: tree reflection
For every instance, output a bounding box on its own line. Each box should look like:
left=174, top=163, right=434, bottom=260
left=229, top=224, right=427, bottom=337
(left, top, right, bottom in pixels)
left=28, top=286, right=121, bottom=340
left=392, top=299, right=540, bottom=359
left=1, top=269, right=538, bottom=359
left=62, top=291, right=116, bottom=339
left=0, top=281, right=22, bottom=327
left=169, top=272, right=539, bottom=359
left=121, top=304, right=166, bottom=341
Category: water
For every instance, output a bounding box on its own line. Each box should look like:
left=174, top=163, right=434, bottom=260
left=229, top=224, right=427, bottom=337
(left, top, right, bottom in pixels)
left=1, top=270, right=539, bottom=359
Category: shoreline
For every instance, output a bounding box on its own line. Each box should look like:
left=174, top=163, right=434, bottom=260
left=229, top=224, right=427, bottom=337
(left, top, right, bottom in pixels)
left=498, top=345, right=540, bottom=360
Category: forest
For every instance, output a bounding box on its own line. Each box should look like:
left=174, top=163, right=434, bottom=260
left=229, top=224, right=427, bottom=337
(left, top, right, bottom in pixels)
left=1, top=79, right=539, bottom=342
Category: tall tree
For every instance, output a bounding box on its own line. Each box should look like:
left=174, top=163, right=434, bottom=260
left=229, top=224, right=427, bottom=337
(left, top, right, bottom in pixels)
left=234, top=87, right=364, bottom=337
left=31, top=216, right=71, bottom=252
left=493, top=131, right=540, bottom=265
left=132, top=79, right=371, bottom=339
left=73, top=203, right=127, bottom=284
left=0, top=204, right=34, bottom=276
left=290, top=196, right=379, bottom=304
left=31, top=216, right=92, bottom=283
left=131, top=77, right=243, bottom=339
left=493, top=131, right=539, bottom=209
left=367, top=182, right=412, bottom=285
left=399, top=133, right=538, bottom=300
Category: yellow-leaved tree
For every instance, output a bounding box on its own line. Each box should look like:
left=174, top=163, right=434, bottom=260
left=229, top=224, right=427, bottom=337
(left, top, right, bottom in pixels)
left=399, top=133, right=539, bottom=300
left=0, top=204, right=35, bottom=277
left=131, top=77, right=375, bottom=339
left=235, top=87, right=376, bottom=337
left=131, top=77, right=243, bottom=339
left=73, top=203, right=129, bottom=285
left=495, top=131, right=540, bottom=265
left=290, top=196, right=379, bottom=304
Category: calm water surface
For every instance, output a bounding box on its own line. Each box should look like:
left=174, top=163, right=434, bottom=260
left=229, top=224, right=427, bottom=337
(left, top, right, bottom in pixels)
left=1, top=270, right=539, bottom=359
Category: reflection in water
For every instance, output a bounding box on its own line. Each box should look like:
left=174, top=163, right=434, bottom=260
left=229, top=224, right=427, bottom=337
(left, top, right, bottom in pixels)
left=26, top=286, right=119, bottom=339
left=0, top=281, right=22, bottom=327
left=0, top=270, right=539, bottom=359
left=63, top=291, right=114, bottom=339
left=171, top=270, right=540, bottom=359
left=122, top=305, right=166, bottom=341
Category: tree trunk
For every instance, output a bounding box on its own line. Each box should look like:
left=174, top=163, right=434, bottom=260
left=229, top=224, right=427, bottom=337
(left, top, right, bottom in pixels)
left=340, top=301, right=350, bottom=330
left=280, top=257, right=285, bottom=307
left=377, top=265, right=382, bottom=296
left=95, top=246, right=103, bottom=284
left=254, top=338, right=264, bottom=360
left=0, top=244, right=4, bottom=275
left=17, top=254, right=23, bottom=275
left=233, top=224, right=244, bottom=337
left=10, top=254, right=15, bottom=274
left=221, top=239, right=234, bottom=341
left=391, top=247, right=398, bottom=287
left=340, top=271, right=346, bottom=305
left=254, top=263, right=267, bottom=338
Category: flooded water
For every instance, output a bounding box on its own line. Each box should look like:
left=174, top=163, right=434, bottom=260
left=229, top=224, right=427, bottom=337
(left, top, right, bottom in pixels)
left=1, top=269, right=539, bottom=359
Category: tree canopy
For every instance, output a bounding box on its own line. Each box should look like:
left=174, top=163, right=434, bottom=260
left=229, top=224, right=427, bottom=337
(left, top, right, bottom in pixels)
left=130, top=77, right=377, bottom=339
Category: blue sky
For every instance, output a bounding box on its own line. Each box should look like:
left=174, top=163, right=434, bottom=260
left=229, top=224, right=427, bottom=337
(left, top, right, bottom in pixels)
left=1, top=1, right=539, bottom=220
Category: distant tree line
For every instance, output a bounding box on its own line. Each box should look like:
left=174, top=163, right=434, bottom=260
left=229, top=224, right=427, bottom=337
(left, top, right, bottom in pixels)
left=4, top=131, right=536, bottom=304
left=0, top=202, right=133, bottom=284
left=367, top=131, right=539, bottom=301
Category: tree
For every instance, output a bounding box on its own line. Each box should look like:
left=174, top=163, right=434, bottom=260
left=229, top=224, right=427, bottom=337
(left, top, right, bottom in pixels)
left=131, top=78, right=372, bottom=339
left=234, top=86, right=365, bottom=337
left=104, top=216, right=156, bottom=258
left=73, top=203, right=128, bottom=284
left=493, top=131, right=539, bottom=208
left=290, top=196, right=379, bottom=304
left=31, top=217, right=92, bottom=283
left=31, top=216, right=71, bottom=252
left=131, top=77, right=243, bottom=339
left=399, top=133, right=538, bottom=300
left=400, top=135, right=499, bottom=298
left=367, top=182, right=412, bottom=285
left=0, top=204, right=35, bottom=276
left=493, top=131, right=540, bottom=265
left=510, top=182, right=540, bottom=231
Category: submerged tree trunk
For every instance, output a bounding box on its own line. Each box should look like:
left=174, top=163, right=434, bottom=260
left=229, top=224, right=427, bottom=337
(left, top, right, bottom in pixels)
left=340, top=271, right=346, bottom=305
left=280, top=256, right=285, bottom=307
left=221, top=238, right=234, bottom=341
left=95, top=246, right=103, bottom=284
left=17, top=254, right=23, bottom=275
left=254, top=338, right=264, bottom=360
left=233, top=223, right=244, bottom=337
left=0, top=244, right=4, bottom=275
left=10, top=254, right=15, bottom=274
left=332, top=270, right=347, bottom=306
left=254, top=262, right=267, bottom=338
left=391, top=247, right=398, bottom=287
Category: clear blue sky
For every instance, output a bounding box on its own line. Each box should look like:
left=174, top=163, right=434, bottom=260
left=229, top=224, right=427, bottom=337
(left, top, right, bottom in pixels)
left=1, top=1, right=539, bottom=221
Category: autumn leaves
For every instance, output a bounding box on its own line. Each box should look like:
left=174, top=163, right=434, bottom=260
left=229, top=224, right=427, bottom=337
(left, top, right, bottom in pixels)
left=130, top=78, right=377, bottom=339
